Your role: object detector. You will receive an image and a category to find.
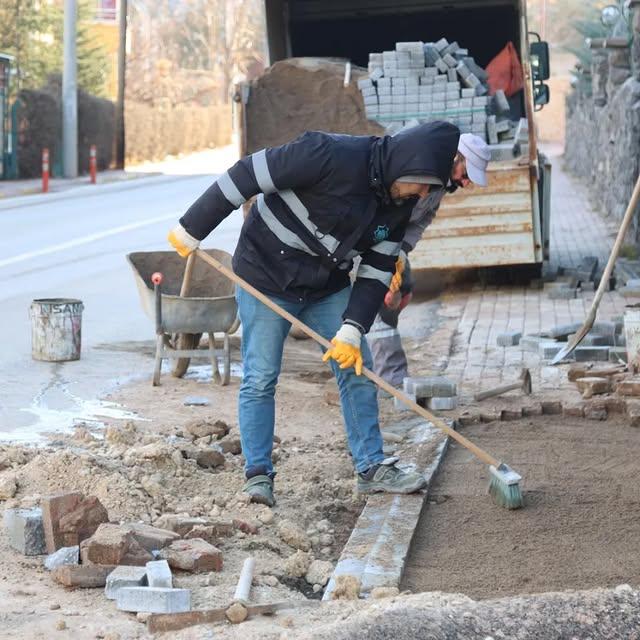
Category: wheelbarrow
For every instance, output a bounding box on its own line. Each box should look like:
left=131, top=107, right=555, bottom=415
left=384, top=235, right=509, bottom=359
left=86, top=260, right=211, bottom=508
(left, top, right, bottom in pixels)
left=127, top=249, right=239, bottom=386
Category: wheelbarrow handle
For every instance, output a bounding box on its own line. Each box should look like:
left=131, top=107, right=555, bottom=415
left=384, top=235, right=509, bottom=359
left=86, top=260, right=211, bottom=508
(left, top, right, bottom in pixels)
left=152, top=272, right=164, bottom=335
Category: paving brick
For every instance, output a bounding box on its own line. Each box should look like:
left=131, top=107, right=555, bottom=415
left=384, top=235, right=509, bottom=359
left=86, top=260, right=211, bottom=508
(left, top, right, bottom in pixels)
left=500, top=408, right=522, bottom=421
left=403, top=376, right=457, bottom=398
left=626, top=400, right=640, bottom=427
left=575, top=376, right=611, bottom=398
left=497, top=331, right=521, bottom=346
left=158, top=539, right=223, bottom=573
left=567, top=333, right=612, bottom=347
left=105, top=565, right=148, bottom=599
left=592, top=321, right=618, bottom=338
left=539, top=342, right=566, bottom=360
left=489, top=142, right=516, bottom=162
left=563, top=402, right=585, bottom=418
left=520, top=335, right=554, bottom=352
left=41, top=492, right=82, bottom=553
left=80, top=523, right=153, bottom=566
left=121, top=523, right=180, bottom=552
left=493, top=89, right=510, bottom=113
left=605, top=396, right=627, bottom=415
left=543, top=322, right=584, bottom=340
left=615, top=377, right=640, bottom=396
left=522, top=403, right=543, bottom=416
left=574, top=346, right=610, bottom=362
left=44, top=545, right=79, bottom=570
left=52, top=564, right=115, bottom=588
left=479, top=409, right=502, bottom=423
left=116, top=587, right=191, bottom=614
left=427, top=396, right=458, bottom=411
left=3, top=507, right=46, bottom=556
left=583, top=400, right=608, bottom=421
left=548, top=287, right=577, bottom=300
left=541, top=401, right=563, bottom=415
left=146, top=560, right=172, bottom=589
left=457, top=412, right=480, bottom=426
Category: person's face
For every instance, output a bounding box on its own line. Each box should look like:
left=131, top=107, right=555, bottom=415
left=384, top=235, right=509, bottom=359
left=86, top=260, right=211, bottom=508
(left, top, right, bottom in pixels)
left=389, top=180, right=431, bottom=203
left=450, top=154, right=471, bottom=189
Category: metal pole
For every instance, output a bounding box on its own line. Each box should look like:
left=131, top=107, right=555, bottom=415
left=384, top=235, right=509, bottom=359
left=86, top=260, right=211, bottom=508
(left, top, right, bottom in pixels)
left=115, top=0, right=127, bottom=169
left=62, top=0, right=78, bottom=178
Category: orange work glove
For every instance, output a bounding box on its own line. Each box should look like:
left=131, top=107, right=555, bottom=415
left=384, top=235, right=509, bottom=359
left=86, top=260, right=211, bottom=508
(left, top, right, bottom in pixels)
left=168, top=223, right=200, bottom=258
left=322, top=324, right=363, bottom=375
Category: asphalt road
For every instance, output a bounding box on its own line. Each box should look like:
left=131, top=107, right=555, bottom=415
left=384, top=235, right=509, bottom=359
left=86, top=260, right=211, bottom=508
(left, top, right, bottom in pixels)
left=0, top=157, right=244, bottom=441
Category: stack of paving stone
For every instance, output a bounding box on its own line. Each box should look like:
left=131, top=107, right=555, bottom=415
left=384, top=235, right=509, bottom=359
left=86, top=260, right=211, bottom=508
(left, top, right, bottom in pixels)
left=398, top=376, right=458, bottom=411
left=542, top=257, right=610, bottom=300
left=359, top=39, right=533, bottom=160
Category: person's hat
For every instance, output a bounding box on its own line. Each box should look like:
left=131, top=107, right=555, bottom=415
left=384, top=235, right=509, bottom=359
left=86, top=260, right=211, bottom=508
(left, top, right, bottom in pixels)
left=458, top=133, right=491, bottom=187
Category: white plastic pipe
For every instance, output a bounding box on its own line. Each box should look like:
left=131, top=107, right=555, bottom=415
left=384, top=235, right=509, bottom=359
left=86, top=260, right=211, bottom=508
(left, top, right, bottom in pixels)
left=233, top=557, right=256, bottom=605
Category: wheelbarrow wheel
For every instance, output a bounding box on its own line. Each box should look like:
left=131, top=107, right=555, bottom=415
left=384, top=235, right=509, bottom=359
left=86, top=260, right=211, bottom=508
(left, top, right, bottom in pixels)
left=172, top=333, right=202, bottom=378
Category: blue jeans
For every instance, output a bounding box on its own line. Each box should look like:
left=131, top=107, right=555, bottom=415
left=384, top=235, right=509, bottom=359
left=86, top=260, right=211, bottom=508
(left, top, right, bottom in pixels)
left=236, top=286, right=384, bottom=476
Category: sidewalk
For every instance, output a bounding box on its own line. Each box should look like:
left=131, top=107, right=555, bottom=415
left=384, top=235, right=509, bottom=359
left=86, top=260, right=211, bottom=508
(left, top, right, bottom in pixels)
left=0, top=145, right=238, bottom=200
left=402, top=145, right=627, bottom=404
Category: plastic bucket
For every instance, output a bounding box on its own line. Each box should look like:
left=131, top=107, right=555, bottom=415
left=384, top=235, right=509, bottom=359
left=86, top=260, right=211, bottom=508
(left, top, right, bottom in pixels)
left=624, top=303, right=640, bottom=370
left=29, top=298, right=84, bottom=362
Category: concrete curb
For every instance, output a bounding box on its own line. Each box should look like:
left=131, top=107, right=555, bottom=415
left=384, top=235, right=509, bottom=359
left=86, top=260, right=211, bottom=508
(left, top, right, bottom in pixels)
left=0, top=173, right=204, bottom=212
left=323, top=416, right=452, bottom=600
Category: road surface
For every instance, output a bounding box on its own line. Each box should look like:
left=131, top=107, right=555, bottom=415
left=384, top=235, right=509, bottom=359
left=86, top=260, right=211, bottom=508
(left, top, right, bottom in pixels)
left=0, top=148, right=243, bottom=441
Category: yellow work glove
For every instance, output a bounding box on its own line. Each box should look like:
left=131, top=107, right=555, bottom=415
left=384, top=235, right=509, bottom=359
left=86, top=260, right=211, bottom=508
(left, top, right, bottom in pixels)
left=168, top=223, right=200, bottom=258
left=389, top=255, right=405, bottom=294
left=322, top=323, right=363, bottom=375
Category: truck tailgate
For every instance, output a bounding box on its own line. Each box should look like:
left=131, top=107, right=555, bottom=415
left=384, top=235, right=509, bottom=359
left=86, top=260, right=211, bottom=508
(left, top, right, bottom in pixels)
left=410, top=161, right=538, bottom=269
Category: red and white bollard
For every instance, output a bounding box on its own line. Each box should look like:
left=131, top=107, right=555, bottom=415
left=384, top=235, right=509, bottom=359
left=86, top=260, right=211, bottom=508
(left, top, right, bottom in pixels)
left=42, top=148, right=49, bottom=193
left=89, top=144, right=97, bottom=184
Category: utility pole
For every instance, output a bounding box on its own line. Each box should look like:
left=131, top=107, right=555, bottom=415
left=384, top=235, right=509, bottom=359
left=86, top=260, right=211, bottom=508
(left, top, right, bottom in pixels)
left=62, top=0, right=78, bottom=178
left=115, top=0, right=127, bottom=169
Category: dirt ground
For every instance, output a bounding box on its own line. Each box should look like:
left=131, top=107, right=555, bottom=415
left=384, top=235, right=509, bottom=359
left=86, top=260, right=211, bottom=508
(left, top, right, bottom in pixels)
left=402, top=415, right=640, bottom=599
left=0, top=333, right=425, bottom=640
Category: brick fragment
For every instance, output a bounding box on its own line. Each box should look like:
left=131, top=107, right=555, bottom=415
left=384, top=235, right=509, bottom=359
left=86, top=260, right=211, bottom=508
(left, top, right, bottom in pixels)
left=3, top=507, right=46, bottom=556
left=605, top=397, right=627, bottom=415
left=116, top=587, right=191, bottom=614
left=615, top=377, right=640, bottom=396
left=41, top=492, right=82, bottom=553
left=154, top=515, right=232, bottom=538
left=57, top=496, right=109, bottom=548
left=233, top=518, right=260, bottom=535
left=541, top=401, right=562, bottom=415
left=159, top=538, right=223, bottom=573
left=497, top=331, right=521, bottom=346
left=80, top=523, right=153, bottom=566
left=52, top=564, right=115, bottom=588
left=457, top=412, right=480, bottom=426
left=626, top=400, right=640, bottom=427
left=500, top=408, right=522, bottom=421
left=583, top=400, right=607, bottom=421
left=146, top=560, right=172, bottom=589
left=105, top=565, right=148, bottom=599
left=575, top=377, right=611, bottom=398
left=567, top=364, right=622, bottom=382
left=522, top=403, right=543, bottom=417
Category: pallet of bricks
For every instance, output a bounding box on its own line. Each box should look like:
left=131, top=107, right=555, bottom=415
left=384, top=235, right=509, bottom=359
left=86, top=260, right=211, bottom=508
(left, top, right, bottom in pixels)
left=358, top=39, right=529, bottom=162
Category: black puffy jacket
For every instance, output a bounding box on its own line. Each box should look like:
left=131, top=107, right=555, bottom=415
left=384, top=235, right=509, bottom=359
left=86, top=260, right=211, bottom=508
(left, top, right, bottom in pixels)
left=179, top=121, right=459, bottom=333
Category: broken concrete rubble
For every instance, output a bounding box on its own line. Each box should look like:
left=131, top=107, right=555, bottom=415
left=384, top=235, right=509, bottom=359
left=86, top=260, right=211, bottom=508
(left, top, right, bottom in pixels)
left=158, top=538, right=223, bottom=573
left=44, top=545, right=79, bottom=571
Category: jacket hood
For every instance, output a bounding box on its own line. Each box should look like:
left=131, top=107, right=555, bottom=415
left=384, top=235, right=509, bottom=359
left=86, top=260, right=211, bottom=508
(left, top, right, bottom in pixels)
left=369, top=121, right=460, bottom=204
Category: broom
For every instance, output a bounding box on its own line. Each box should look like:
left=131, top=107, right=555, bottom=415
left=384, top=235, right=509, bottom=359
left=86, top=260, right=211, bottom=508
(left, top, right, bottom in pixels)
left=194, top=248, right=524, bottom=509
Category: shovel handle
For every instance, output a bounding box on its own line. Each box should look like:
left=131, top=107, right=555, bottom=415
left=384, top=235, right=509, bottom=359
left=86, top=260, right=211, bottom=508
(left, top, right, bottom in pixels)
left=474, top=381, right=521, bottom=402
left=195, top=249, right=499, bottom=468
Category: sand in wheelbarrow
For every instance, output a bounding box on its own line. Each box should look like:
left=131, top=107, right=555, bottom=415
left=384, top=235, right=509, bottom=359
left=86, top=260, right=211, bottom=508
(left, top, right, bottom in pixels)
left=401, top=415, right=640, bottom=599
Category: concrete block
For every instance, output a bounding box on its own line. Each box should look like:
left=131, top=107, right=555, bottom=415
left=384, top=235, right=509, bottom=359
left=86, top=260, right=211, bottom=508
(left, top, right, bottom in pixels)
left=434, top=38, right=449, bottom=52
left=358, top=78, right=374, bottom=89
left=520, top=335, right=554, bottom=352
left=487, top=115, right=498, bottom=144
left=568, top=333, right=612, bottom=347
left=423, top=44, right=441, bottom=67
left=435, top=58, right=449, bottom=74
left=442, top=41, right=460, bottom=56
left=105, top=565, right=148, bottom=599
left=463, top=57, right=488, bottom=81
left=492, top=89, right=510, bottom=114
left=433, top=74, right=447, bottom=84
left=489, top=143, right=516, bottom=162
left=584, top=399, right=608, bottom=421
left=541, top=401, right=563, bottom=415
left=443, top=53, right=457, bottom=68
left=3, top=507, right=46, bottom=556
left=394, top=393, right=416, bottom=412
left=538, top=342, right=565, bottom=360
left=44, top=545, right=79, bottom=570
left=497, top=331, right=522, bottom=346
left=495, top=119, right=512, bottom=133
left=370, top=67, right=384, bottom=82
left=542, top=322, right=583, bottom=340
left=403, top=376, right=457, bottom=398
left=146, top=560, right=172, bottom=589
left=116, top=587, right=191, bottom=614
left=548, top=287, right=577, bottom=300
left=574, top=346, right=610, bottom=362
left=447, top=68, right=457, bottom=82
left=427, top=396, right=458, bottom=411
left=461, top=87, right=475, bottom=98
left=462, top=73, right=480, bottom=89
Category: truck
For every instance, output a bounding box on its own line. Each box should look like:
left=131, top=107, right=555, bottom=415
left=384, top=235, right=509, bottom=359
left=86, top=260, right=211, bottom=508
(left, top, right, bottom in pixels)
left=234, top=0, right=552, bottom=274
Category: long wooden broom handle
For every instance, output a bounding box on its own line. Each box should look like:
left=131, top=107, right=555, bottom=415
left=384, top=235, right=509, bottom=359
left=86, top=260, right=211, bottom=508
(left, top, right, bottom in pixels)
left=195, top=249, right=498, bottom=468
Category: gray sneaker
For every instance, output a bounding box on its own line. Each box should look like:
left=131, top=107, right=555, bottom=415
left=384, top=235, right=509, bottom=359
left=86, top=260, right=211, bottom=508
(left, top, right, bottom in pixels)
left=357, top=457, right=427, bottom=495
left=243, top=475, right=275, bottom=507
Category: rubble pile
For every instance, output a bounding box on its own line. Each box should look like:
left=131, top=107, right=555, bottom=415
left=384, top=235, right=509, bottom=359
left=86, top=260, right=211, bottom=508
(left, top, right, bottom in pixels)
left=358, top=39, right=529, bottom=160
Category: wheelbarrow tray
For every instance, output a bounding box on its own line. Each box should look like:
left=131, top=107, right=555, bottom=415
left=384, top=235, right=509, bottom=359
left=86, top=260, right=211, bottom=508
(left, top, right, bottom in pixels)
left=127, top=249, right=238, bottom=335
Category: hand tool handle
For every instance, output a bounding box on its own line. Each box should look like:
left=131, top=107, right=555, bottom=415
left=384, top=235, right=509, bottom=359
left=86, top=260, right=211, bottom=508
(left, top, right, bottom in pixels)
left=474, top=381, right=521, bottom=401
left=195, top=249, right=499, bottom=468
left=179, top=252, right=196, bottom=297
left=152, top=272, right=163, bottom=334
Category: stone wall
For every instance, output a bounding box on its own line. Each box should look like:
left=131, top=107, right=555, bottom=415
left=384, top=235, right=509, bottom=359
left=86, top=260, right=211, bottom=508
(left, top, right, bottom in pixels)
left=564, top=4, right=640, bottom=244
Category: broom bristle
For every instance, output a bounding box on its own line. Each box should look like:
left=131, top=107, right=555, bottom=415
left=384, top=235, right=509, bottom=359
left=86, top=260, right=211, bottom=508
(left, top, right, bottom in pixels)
left=488, top=463, right=523, bottom=510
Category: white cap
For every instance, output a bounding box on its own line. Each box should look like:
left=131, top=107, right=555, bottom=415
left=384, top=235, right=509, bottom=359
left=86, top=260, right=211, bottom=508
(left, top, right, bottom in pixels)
left=458, top=133, right=491, bottom=187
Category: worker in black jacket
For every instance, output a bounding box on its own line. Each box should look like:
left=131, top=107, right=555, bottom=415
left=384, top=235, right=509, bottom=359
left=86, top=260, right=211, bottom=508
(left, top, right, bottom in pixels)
left=168, top=121, right=485, bottom=507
